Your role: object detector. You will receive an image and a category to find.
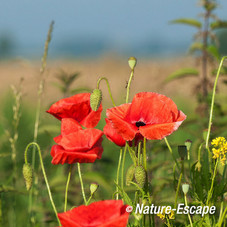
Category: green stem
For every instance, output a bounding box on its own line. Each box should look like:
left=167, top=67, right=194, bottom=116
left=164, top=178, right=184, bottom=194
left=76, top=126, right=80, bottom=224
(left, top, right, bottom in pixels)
left=86, top=195, right=93, bottom=205
left=24, top=142, right=60, bottom=226
left=77, top=163, right=87, bottom=205
left=126, top=70, right=134, bottom=103
left=174, top=173, right=182, bottom=209
left=143, top=138, right=147, bottom=172
left=218, top=201, right=223, bottom=224
left=138, top=142, right=142, bottom=166
left=217, top=206, right=227, bottom=227
left=121, top=145, right=127, bottom=190
left=184, top=194, right=193, bottom=227
left=64, top=165, right=73, bottom=212
left=116, top=149, right=123, bottom=200
left=206, top=56, right=227, bottom=149
left=164, top=137, right=180, bottom=171
left=0, top=194, right=2, bottom=227
left=206, top=160, right=218, bottom=205
left=97, top=77, right=116, bottom=106
left=28, top=21, right=54, bottom=222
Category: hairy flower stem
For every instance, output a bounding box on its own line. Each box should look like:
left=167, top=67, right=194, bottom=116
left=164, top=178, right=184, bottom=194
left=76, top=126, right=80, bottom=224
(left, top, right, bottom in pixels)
left=205, top=56, right=227, bottom=172
left=77, top=163, right=87, bottom=205
left=206, top=56, right=227, bottom=148
left=28, top=21, right=54, bottom=223
left=121, top=145, right=127, bottom=190
left=184, top=194, right=193, bottom=227
left=142, top=138, right=153, bottom=226
left=137, top=142, right=142, bottom=165
left=174, top=173, right=182, bottom=209
left=206, top=160, right=218, bottom=206
left=126, top=70, right=134, bottom=103
left=24, top=142, right=60, bottom=226
left=164, top=137, right=180, bottom=171
left=64, top=165, right=73, bottom=212
left=96, top=77, right=116, bottom=106
left=116, top=149, right=123, bottom=200
left=143, top=138, right=147, bottom=172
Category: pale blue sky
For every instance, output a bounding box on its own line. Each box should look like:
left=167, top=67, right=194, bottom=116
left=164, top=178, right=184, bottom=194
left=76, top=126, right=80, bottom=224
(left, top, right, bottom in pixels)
left=1, top=0, right=227, bottom=57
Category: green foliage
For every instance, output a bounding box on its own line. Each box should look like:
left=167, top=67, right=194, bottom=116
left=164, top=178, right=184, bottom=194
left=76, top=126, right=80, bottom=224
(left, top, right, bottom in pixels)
left=53, top=70, right=91, bottom=97
left=164, top=68, right=199, bottom=83
left=210, top=21, right=227, bottom=30
left=170, top=18, right=202, bottom=28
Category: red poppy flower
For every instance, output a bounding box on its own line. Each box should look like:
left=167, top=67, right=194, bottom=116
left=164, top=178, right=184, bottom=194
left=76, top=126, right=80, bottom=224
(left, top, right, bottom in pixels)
left=58, top=200, right=129, bottom=227
left=106, top=92, right=186, bottom=141
left=51, top=118, right=103, bottom=164
left=47, top=93, right=102, bottom=128
left=103, top=119, right=126, bottom=147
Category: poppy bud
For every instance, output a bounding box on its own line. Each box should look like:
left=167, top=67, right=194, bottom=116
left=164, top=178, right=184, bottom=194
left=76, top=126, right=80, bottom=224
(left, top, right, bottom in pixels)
left=178, top=145, right=187, bottom=160
left=185, top=139, right=192, bottom=160
left=182, top=183, right=189, bottom=195
left=185, top=139, right=192, bottom=151
left=22, top=163, right=33, bottom=191
left=90, top=89, right=102, bottom=111
left=128, top=57, right=137, bottom=70
left=126, top=164, right=135, bottom=186
left=135, top=165, right=146, bottom=188
left=90, top=182, right=99, bottom=195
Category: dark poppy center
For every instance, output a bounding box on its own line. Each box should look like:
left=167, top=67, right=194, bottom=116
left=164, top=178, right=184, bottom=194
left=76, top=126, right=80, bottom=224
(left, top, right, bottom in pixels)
left=136, top=121, right=146, bottom=127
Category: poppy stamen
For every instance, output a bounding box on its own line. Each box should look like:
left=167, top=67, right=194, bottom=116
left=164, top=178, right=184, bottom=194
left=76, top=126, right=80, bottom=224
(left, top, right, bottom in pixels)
left=136, top=121, right=146, bottom=127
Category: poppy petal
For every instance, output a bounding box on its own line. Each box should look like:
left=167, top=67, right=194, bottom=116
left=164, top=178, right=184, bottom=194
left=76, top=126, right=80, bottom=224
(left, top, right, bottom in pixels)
left=59, top=129, right=103, bottom=151
left=58, top=200, right=129, bottom=227
left=106, top=104, right=137, bottom=141
left=103, top=119, right=126, bottom=147
left=127, top=92, right=179, bottom=125
left=61, top=118, right=82, bottom=136
left=51, top=142, right=103, bottom=165
left=47, top=93, right=102, bottom=128
left=139, top=111, right=186, bottom=140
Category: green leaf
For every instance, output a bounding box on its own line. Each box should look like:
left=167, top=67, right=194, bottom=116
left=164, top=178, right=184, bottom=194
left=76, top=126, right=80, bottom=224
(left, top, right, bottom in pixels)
left=207, top=45, right=220, bottom=60
left=165, top=68, right=199, bottom=83
left=210, top=21, right=227, bottom=30
left=170, top=18, right=201, bottom=28
left=70, top=87, right=92, bottom=94
left=189, top=42, right=203, bottom=53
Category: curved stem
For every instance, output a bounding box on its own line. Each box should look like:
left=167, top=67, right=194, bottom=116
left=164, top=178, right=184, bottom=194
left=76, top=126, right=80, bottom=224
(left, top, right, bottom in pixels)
left=121, top=145, right=127, bottom=190
left=184, top=194, right=193, bottom=227
left=77, top=163, right=87, bottom=205
left=206, top=56, right=227, bottom=149
left=24, top=142, right=61, bottom=226
left=126, top=70, right=134, bottom=103
left=97, top=77, right=116, bottom=106
left=64, top=165, right=73, bottom=212
left=116, top=149, right=123, bottom=200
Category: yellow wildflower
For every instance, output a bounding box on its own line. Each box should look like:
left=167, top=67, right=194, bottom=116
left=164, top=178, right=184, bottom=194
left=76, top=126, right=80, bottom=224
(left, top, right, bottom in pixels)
left=157, top=207, right=175, bottom=220
left=211, top=137, right=227, bottom=165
